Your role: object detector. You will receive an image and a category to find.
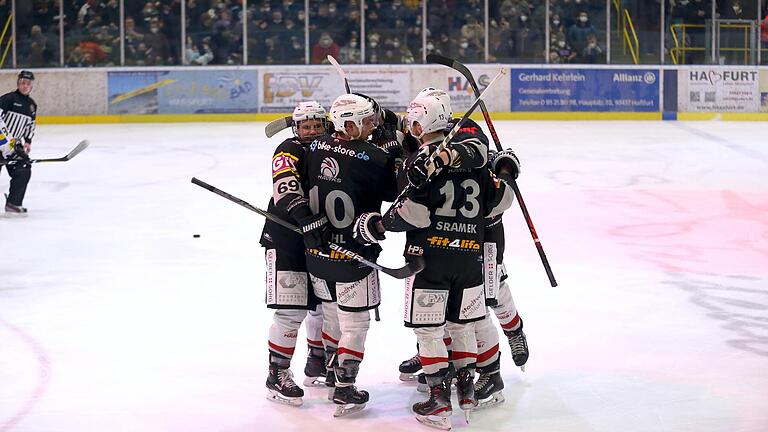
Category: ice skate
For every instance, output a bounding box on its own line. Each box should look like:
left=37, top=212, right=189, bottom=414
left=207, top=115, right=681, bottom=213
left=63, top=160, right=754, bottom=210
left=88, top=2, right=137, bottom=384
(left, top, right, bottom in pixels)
left=325, top=367, right=336, bottom=401
left=332, top=384, right=369, bottom=417
left=399, top=353, right=422, bottom=381
left=506, top=320, right=529, bottom=371
left=265, top=364, right=304, bottom=407
left=413, top=375, right=452, bottom=430
left=455, top=368, right=477, bottom=423
left=416, top=372, right=428, bottom=393
left=303, top=352, right=326, bottom=387
left=4, top=202, right=27, bottom=218
left=474, top=370, right=505, bottom=410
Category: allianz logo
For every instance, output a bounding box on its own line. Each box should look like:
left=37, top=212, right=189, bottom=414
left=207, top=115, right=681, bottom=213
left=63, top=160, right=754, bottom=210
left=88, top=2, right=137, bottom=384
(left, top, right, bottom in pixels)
left=613, top=72, right=656, bottom=84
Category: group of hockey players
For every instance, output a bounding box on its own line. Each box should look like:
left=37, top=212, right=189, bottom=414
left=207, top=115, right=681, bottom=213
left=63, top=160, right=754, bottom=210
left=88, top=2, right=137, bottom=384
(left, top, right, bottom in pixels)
left=258, top=85, right=530, bottom=430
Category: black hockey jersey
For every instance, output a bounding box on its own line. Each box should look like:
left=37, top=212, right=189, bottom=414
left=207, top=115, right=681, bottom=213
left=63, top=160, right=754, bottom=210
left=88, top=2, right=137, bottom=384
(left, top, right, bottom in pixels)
left=259, top=137, right=309, bottom=255
left=384, top=146, right=515, bottom=268
left=300, top=133, right=398, bottom=282
left=0, top=90, right=37, bottom=144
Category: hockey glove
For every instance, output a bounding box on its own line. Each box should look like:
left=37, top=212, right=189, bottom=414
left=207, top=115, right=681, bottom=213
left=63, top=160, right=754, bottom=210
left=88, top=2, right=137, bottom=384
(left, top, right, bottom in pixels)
left=0, top=139, right=29, bottom=163
left=406, top=147, right=448, bottom=189
left=297, top=213, right=332, bottom=254
left=352, top=212, right=386, bottom=245
left=491, top=148, right=520, bottom=179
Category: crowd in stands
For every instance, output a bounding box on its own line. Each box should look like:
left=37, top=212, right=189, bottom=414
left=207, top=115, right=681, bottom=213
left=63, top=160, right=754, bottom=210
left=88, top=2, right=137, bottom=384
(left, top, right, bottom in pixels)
left=8, top=0, right=768, bottom=68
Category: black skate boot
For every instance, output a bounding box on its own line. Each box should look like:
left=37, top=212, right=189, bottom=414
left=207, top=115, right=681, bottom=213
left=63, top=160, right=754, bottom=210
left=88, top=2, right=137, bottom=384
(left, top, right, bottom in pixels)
left=416, top=372, right=427, bottom=393
left=399, top=353, right=421, bottom=381
left=324, top=348, right=337, bottom=401
left=304, top=347, right=326, bottom=387
left=455, top=367, right=477, bottom=423
left=4, top=202, right=27, bottom=217
left=266, top=363, right=304, bottom=407
left=332, top=360, right=369, bottom=417
left=413, top=373, right=452, bottom=431
left=474, top=358, right=505, bottom=410
left=505, top=319, right=529, bottom=371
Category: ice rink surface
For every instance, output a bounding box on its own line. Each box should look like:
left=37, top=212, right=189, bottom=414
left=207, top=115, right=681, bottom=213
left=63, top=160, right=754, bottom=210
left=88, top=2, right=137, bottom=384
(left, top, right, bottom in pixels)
left=1, top=120, right=766, bottom=432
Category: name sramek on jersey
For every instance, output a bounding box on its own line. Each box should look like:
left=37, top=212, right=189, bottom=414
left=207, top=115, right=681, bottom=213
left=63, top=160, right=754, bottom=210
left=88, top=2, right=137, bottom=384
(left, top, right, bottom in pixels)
left=435, top=221, right=478, bottom=234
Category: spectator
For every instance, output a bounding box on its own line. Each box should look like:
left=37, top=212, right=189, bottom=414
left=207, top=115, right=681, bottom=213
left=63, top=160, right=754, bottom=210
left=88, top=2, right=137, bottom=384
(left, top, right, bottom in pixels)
left=552, top=35, right=577, bottom=63
left=145, top=19, right=172, bottom=65
left=340, top=36, right=362, bottom=64
left=28, top=25, right=53, bottom=67
left=568, top=10, right=597, bottom=56
left=311, top=32, right=340, bottom=64
left=581, top=33, right=604, bottom=63
left=461, top=15, right=484, bottom=50
left=456, top=37, right=481, bottom=62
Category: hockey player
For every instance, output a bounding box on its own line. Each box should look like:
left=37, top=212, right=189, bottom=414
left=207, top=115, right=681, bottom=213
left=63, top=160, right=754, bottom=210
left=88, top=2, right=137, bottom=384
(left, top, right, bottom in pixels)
left=298, top=93, right=399, bottom=417
left=380, top=94, right=515, bottom=430
left=0, top=70, right=37, bottom=215
left=260, top=101, right=329, bottom=406
left=473, top=148, right=529, bottom=410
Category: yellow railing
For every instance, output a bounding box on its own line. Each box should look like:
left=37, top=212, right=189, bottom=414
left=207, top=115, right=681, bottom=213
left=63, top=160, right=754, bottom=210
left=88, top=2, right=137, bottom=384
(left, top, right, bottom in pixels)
left=623, top=9, right=640, bottom=64
left=0, top=15, right=12, bottom=67
left=670, top=22, right=756, bottom=64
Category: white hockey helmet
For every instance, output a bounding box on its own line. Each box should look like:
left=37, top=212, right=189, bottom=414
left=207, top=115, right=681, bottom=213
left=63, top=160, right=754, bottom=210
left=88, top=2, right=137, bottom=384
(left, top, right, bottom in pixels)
left=416, top=87, right=453, bottom=118
left=292, top=100, right=327, bottom=140
left=329, top=93, right=376, bottom=136
left=406, top=95, right=450, bottom=139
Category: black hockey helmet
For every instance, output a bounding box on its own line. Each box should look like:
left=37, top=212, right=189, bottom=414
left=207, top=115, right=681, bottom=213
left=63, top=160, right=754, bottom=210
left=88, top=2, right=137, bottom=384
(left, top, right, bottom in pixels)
left=18, top=70, right=35, bottom=81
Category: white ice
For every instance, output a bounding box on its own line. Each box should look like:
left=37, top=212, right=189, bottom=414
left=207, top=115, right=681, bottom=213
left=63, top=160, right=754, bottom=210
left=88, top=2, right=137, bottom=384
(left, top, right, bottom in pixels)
left=1, top=120, right=767, bottom=432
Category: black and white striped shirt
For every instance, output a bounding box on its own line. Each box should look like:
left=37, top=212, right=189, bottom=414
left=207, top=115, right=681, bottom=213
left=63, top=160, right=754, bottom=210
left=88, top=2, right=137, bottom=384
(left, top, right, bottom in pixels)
left=0, top=90, right=36, bottom=144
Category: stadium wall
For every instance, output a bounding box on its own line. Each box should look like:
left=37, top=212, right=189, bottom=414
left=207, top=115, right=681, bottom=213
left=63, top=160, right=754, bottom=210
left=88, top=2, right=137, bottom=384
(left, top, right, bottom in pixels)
left=2, top=65, right=767, bottom=123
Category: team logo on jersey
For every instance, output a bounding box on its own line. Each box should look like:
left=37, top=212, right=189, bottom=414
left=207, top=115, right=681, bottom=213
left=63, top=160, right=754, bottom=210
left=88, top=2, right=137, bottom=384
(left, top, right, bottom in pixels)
left=272, top=152, right=298, bottom=178
left=319, top=157, right=341, bottom=183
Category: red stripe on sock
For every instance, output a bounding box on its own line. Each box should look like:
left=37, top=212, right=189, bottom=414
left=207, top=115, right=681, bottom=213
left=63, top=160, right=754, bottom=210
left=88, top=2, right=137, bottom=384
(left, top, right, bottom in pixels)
left=268, top=341, right=295, bottom=356
left=337, top=347, right=365, bottom=360
left=307, top=338, right=323, bottom=348
left=322, top=332, right=339, bottom=344
left=420, top=356, right=449, bottom=366
left=500, top=314, right=521, bottom=330
left=477, top=344, right=499, bottom=363
left=451, top=351, right=478, bottom=360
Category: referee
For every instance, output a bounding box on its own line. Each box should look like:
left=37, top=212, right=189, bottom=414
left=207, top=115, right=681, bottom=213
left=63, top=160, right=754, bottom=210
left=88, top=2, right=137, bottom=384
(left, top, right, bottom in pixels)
left=0, top=70, right=37, bottom=215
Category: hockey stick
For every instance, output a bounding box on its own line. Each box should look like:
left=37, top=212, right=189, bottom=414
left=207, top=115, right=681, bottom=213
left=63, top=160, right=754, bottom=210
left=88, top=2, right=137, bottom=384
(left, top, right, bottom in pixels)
left=327, top=55, right=351, bottom=93
left=191, top=177, right=425, bottom=280
left=1, top=140, right=90, bottom=165
left=427, top=54, right=557, bottom=287
left=264, top=116, right=294, bottom=138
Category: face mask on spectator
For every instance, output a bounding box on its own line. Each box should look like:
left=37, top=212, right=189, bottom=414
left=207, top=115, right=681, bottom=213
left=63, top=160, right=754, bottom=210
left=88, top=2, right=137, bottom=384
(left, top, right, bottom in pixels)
left=151, top=27, right=159, bottom=33
left=370, top=42, right=378, bottom=48
left=733, top=5, right=741, bottom=12
left=553, top=20, right=560, bottom=26
left=320, top=37, right=332, bottom=48
left=521, top=15, right=528, bottom=22
left=329, top=7, right=337, bottom=14
left=460, top=42, right=469, bottom=49
left=579, top=15, right=588, bottom=23
left=680, top=0, right=689, bottom=4
left=558, top=40, right=566, bottom=48
left=427, top=43, right=434, bottom=50
left=393, top=41, right=400, bottom=48
left=298, top=12, right=305, bottom=20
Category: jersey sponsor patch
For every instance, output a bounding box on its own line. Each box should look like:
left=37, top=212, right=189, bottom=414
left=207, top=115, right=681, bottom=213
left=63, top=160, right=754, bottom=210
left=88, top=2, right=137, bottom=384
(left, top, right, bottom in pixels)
left=426, top=235, right=481, bottom=251
left=272, top=152, right=298, bottom=178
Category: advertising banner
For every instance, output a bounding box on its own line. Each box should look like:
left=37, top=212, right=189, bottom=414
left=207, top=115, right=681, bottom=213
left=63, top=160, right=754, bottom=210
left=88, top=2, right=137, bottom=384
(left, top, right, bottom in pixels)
left=760, top=69, right=768, bottom=113
left=108, top=70, right=258, bottom=114
left=443, top=66, right=510, bottom=113
left=511, top=68, right=659, bottom=112
left=260, top=66, right=411, bottom=113
left=677, top=68, right=759, bottom=112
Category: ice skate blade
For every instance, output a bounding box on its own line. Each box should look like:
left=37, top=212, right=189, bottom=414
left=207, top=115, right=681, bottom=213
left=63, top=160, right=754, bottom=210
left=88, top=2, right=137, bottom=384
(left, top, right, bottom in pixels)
left=266, top=390, right=303, bottom=407
left=400, top=372, right=418, bottom=382
left=520, top=365, right=526, bottom=372
left=476, top=392, right=505, bottom=410
left=2, top=212, right=27, bottom=218
left=463, top=408, right=472, bottom=423
left=333, top=402, right=366, bottom=417
left=416, top=382, right=428, bottom=393
left=304, top=376, right=326, bottom=387
left=326, top=387, right=335, bottom=402
left=415, top=413, right=452, bottom=430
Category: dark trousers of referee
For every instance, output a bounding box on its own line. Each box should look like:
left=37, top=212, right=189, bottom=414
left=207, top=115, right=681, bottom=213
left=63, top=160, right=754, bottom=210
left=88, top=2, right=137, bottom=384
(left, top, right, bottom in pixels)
left=1, top=162, right=31, bottom=207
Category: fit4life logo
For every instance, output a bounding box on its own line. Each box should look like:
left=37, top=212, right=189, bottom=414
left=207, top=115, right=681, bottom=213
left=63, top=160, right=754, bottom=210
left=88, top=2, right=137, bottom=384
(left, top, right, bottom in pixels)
left=426, top=236, right=480, bottom=251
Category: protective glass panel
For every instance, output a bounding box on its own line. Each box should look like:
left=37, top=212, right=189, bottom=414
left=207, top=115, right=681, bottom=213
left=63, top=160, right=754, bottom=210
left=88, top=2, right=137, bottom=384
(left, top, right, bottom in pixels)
left=63, top=0, right=121, bottom=66
left=665, top=0, right=713, bottom=64
left=365, top=0, right=424, bottom=64
left=309, top=1, right=359, bottom=64
left=609, top=0, right=662, bottom=64
left=489, top=0, right=544, bottom=63
left=185, top=0, right=242, bottom=65
left=246, top=0, right=305, bottom=65
left=15, top=0, right=61, bottom=67
left=428, top=0, right=485, bottom=63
